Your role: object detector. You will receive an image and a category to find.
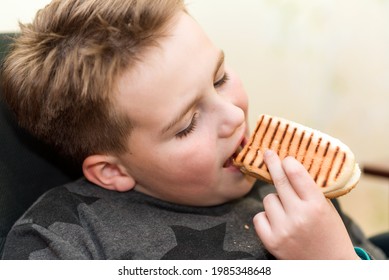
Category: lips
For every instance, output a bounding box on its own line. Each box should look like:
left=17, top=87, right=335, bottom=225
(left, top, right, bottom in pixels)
left=223, top=137, right=247, bottom=168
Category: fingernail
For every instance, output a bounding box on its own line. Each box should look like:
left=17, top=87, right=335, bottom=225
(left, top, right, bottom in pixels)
left=264, top=149, right=274, bottom=158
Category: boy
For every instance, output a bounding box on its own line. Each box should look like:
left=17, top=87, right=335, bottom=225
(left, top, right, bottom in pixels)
left=1, top=0, right=385, bottom=259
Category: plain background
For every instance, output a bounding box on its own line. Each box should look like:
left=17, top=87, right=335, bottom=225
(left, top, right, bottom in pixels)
left=1, top=0, right=388, bottom=237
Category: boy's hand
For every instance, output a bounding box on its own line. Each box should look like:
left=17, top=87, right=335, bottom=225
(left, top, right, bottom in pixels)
left=253, top=150, right=359, bottom=259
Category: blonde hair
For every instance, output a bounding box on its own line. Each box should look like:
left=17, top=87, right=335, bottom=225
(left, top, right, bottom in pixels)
left=2, top=0, right=185, bottom=166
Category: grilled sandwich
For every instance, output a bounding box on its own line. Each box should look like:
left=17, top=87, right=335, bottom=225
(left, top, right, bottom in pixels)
left=234, top=114, right=360, bottom=198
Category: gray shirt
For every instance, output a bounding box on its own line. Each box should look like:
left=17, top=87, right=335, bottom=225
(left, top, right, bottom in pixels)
left=1, top=178, right=385, bottom=259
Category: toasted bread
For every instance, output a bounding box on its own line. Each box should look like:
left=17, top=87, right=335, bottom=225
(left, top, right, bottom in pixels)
left=234, top=114, right=360, bottom=198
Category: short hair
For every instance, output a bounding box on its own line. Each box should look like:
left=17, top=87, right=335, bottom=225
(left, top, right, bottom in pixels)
left=1, top=0, right=185, bottom=166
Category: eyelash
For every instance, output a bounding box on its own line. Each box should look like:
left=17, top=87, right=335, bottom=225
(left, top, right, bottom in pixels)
left=214, top=72, right=229, bottom=88
left=175, top=73, right=229, bottom=139
left=176, top=112, right=199, bottom=139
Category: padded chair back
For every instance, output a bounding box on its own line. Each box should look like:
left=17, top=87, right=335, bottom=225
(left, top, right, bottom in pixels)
left=0, top=33, right=81, bottom=254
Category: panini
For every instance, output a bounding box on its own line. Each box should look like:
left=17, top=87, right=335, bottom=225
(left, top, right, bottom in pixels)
left=234, top=114, right=360, bottom=198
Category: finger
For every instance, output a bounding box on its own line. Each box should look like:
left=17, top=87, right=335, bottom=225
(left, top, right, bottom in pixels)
left=253, top=212, right=272, bottom=244
left=282, top=156, right=323, bottom=201
left=264, top=150, right=298, bottom=203
left=262, top=193, right=285, bottom=227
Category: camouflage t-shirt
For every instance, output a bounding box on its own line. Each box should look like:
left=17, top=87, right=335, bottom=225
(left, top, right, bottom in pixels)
left=1, top=179, right=385, bottom=260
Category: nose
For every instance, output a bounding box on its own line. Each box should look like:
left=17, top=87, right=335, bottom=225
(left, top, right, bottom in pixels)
left=217, top=98, right=245, bottom=138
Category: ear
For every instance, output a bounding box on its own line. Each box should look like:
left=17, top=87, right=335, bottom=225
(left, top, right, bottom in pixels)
left=82, top=155, right=136, bottom=192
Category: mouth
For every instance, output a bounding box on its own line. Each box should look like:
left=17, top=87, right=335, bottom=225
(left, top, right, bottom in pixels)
left=223, top=137, right=247, bottom=168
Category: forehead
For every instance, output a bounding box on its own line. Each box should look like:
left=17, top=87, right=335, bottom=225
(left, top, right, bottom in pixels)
left=114, top=12, right=219, bottom=127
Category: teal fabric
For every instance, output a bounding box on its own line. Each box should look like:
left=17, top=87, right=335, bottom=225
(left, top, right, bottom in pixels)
left=355, top=247, right=371, bottom=260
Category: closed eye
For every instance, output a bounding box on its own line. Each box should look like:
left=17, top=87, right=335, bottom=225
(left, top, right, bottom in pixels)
left=214, top=72, right=229, bottom=88
left=176, top=113, right=199, bottom=138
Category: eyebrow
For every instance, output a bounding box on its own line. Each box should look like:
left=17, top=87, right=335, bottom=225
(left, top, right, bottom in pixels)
left=161, top=50, right=225, bottom=135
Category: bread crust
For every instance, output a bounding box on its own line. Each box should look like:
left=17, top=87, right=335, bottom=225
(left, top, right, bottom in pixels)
left=234, top=114, right=360, bottom=198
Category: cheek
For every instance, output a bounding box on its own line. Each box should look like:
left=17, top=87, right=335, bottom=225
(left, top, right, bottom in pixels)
left=171, top=139, right=218, bottom=179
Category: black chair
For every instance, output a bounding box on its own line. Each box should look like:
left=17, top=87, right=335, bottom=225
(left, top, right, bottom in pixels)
left=0, top=33, right=81, bottom=255
left=369, top=232, right=389, bottom=257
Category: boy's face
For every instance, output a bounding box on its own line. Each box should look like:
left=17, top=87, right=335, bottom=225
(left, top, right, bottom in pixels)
left=115, top=12, right=255, bottom=206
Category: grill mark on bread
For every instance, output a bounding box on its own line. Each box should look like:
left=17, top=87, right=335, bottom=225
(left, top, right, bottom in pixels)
left=314, top=141, right=331, bottom=184
left=266, top=120, right=281, bottom=168
left=250, top=116, right=272, bottom=166
left=296, top=131, right=305, bottom=158
left=239, top=115, right=264, bottom=163
left=323, top=146, right=339, bottom=187
left=315, top=138, right=322, bottom=153
left=270, top=121, right=281, bottom=147
left=257, top=118, right=278, bottom=169
left=260, top=117, right=273, bottom=147
left=335, top=153, right=346, bottom=180
left=278, top=124, right=289, bottom=156
left=301, top=132, right=314, bottom=165
left=307, top=137, right=322, bottom=172
left=323, top=141, right=330, bottom=157
left=287, top=128, right=297, bottom=155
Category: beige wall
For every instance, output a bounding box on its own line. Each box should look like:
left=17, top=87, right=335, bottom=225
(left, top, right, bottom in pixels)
left=2, top=0, right=388, bottom=237
left=0, top=0, right=51, bottom=32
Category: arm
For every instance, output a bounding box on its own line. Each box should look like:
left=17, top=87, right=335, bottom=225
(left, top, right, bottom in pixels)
left=253, top=150, right=359, bottom=259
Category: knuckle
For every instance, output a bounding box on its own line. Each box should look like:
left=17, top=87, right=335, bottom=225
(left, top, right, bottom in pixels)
left=263, top=193, right=278, bottom=207
left=265, top=240, right=280, bottom=252
left=267, top=229, right=289, bottom=251
left=290, top=216, right=306, bottom=229
left=273, top=174, right=290, bottom=187
left=285, top=167, right=301, bottom=179
left=309, top=201, right=328, bottom=216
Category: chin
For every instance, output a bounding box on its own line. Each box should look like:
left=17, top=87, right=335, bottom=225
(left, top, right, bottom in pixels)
left=223, top=179, right=256, bottom=202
